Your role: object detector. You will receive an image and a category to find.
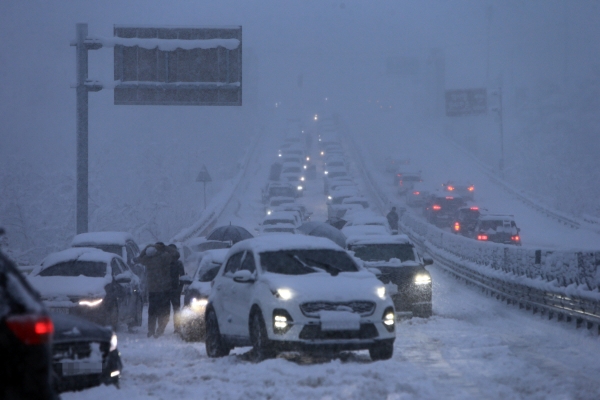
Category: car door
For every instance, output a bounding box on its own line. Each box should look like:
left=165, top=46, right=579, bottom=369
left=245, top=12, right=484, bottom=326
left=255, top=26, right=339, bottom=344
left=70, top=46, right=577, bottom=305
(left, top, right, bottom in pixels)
left=110, top=258, right=133, bottom=322
left=214, top=251, right=243, bottom=334
left=229, top=251, right=257, bottom=336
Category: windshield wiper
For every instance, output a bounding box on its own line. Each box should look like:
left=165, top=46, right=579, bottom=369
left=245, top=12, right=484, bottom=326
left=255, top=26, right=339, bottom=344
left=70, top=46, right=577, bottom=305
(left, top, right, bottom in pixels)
left=303, top=256, right=341, bottom=276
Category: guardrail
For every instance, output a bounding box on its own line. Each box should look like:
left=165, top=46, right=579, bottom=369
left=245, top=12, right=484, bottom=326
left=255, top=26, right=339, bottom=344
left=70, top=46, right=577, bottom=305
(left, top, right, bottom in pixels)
left=170, top=130, right=262, bottom=243
left=339, top=120, right=600, bottom=331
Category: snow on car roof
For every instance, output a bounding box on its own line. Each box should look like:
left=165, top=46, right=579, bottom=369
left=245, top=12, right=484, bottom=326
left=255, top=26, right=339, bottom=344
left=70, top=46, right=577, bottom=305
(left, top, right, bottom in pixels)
left=342, top=196, right=369, bottom=204
left=71, top=231, right=134, bottom=246
left=349, top=215, right=388, bottom=226
left=268, top=196, right=296, bottom=203
left=346, top=234, right=411, bottom=246
left=479, top=214, right=516, bottom=221
left=231, top=234, right=343, bottom=253
left=342, top=225, right=390, bottom=237
left=264, top=211, right=298, bottom=220
left=39, top=247, right=115, bottom=270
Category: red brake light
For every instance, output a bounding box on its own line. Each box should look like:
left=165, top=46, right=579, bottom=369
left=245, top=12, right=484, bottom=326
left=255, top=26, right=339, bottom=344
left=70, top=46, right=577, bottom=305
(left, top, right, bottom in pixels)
left=511, top=235, right=520, bottom=241
left=477, top=234, right=488, bottom=241
left=447, top=186, right=454, bottom=191
left=454, top=222, right=460, bottom=231
left=413, top=191, right=420, bottom=195
left=468, top=186, right=474, bottom=191
left=470, top=206, right=479, bottom=210
left=6, top=315, right=54, bottom=345
left=432, top=205, right=441, bottom=210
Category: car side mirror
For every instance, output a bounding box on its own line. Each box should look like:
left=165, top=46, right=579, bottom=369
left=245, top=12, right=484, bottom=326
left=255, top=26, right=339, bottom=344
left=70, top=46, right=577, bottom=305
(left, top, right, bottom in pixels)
left=423, top=257, right=434, bottom=266
left=233, top=270, right=255, bottom=283
left=179, top=275, right=193, bottom=285
left=115, top=274, right=132, bottom=284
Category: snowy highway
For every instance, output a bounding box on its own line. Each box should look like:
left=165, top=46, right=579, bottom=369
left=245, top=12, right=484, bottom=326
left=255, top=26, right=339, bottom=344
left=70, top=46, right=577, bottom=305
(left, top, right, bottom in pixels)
left=63, top=120, right=600, bottom=400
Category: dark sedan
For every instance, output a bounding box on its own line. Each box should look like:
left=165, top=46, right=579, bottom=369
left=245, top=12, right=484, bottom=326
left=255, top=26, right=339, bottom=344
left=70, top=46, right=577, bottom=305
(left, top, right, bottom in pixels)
left=347, top=235, right=433, bottom=318
left=51, top=312, right=121, bottom=393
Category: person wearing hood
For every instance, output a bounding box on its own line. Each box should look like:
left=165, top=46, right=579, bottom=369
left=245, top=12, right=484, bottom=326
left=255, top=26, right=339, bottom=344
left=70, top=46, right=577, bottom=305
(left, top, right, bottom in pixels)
left=135, top=242, right=174, bottom=338
left=167, top=244, right=185, bottom=334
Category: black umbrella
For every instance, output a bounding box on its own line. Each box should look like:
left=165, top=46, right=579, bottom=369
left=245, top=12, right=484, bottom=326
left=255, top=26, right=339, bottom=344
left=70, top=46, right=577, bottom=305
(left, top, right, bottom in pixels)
left=206, top=225, right=254, bottom=244
left=297, top=221, right=347, bottom=248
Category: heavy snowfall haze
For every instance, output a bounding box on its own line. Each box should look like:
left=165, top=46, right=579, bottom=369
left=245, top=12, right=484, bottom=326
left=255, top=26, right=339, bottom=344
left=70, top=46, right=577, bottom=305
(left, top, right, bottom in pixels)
left=1, top=0, right=599, bottom=264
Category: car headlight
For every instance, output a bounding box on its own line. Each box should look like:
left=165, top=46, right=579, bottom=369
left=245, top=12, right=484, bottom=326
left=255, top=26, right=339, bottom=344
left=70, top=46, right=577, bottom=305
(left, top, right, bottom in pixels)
left=376, top=286, right=386, bottom=299
left=272, top=288, right=292, bottom=300
left=110, top=333, right=118, bottom=352
left=303, top=165, right=307, bottom=169
left=324, top=170, right=329, bottom=175
left=79, top=298, right=103, bottom=307
left=327, top=195, right=332, bottom=200
left=383, top=307, right=395, bottom=332
left=414, top=274, right=431, bottom=285
left=273, top=309, right=294, bottom=334
left=320, top=151, right=324, bottom=156
left=300, top=176, right=305, bottom=181
left=306, top=156, right=310, bottom=161
left=297, top=185, right=303, bottom=191
left=191, top=297, right=208, bottom=311
left=267, top=210, right=272, bottom=215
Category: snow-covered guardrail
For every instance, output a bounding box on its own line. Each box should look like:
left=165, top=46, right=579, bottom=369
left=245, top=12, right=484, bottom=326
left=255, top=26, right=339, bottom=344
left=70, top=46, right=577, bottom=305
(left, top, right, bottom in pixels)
left=340, top=120, right=600, bottom=330
left=170, top=131, right=261, bottom=243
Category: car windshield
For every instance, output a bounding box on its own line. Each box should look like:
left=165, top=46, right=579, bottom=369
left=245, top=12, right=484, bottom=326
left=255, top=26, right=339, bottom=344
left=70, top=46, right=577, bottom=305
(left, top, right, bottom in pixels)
left=351, top=244, right=415, bottom=262
left=264, top=227, right=295, bottom=233
left=38, top=261, right=106, bottom=277
left=260, top=249, right=359, bottom=275
left=270, top=187, right=294, bottom=197
left=198, top=264, right=221, bottom=282
left=283, top=167, right=300, bottom=173
left=264, top=218, right=294, bottom=225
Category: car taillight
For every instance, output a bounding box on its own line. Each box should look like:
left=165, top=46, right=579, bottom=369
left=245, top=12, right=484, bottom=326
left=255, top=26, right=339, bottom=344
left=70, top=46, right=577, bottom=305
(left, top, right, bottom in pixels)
left=413, top=191, right=420, bottom=195
left=468, top=186, right=474, bottom=191
left=454, top=222, right=460, bottom=231
left=470, top=206, right=479, bottom=210
left=447, top=186, right=454, bottom=191
left=6, top=315, right=54, bottom=345
left=477, top=234, right=488, bottom=241
left=432, top=205, right=441, bottom=210
left=445, top=196, right=453, bottom=200
left=511, top=235, right=520, bottom=241
left=399, top=181, right=403, bottom=186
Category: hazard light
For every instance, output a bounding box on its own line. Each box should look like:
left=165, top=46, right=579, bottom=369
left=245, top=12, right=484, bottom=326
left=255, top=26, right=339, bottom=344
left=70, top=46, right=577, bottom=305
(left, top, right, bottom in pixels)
left=477, top=234, right=488, bottom=241
left=432, top=205, right=441, bottom=211
left=468, top=186, right=475, bottom=191
left=454, top=222, right=460, bottom=231
left=511, top=235, right=520, bottom=242
left=447, top=186, right=454, bottom=191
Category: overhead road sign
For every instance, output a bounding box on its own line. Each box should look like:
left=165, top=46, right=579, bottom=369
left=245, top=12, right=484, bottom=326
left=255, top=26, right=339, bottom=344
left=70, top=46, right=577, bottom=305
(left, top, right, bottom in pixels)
left=111, top=26, right=242, bottom=106
left=445, top=88, right=487, bottom=117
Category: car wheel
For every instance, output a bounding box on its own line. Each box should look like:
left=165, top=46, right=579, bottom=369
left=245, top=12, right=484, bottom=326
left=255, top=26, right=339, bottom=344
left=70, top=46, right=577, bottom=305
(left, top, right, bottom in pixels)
left=205, top=309, right=230, bottom=358
left=249, top=310, right=276, bottom=362
left=181, top=318, right=204, bottom=342
left=369, top=341, right=394, bottom=361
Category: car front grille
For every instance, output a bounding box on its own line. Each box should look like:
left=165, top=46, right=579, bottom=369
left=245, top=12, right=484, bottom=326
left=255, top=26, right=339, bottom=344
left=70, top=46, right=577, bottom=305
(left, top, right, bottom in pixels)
left=300, top=301, right=376, bottom=317
left=299, top=323, right=378, bottom=340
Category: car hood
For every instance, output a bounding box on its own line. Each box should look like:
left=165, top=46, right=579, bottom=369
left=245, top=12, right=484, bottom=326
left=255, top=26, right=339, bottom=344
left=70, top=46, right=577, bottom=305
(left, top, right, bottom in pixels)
left=188, top=281, right=212, bottom=298
left=364, top=260, right=422, bottom=268
left=50, top=312, right=112, bottom=344
left=261, top=270, right=386, bottom=303
left=28, top=276, right=109, bottom=301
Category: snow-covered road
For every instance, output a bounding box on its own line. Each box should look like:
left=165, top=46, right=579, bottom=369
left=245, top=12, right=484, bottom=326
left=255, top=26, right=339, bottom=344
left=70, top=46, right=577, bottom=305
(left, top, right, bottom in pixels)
left=63, top=118, right=600, bottom=399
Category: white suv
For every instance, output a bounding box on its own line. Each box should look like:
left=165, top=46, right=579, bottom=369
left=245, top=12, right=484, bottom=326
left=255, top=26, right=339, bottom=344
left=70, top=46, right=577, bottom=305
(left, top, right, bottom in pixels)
left=205, top=235, right=396, bottom=361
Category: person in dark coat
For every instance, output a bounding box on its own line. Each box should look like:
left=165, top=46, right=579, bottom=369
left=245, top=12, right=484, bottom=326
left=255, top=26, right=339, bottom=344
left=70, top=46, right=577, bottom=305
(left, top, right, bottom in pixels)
left=167, top=244, right=185, bottom=334
left=386, top=207, right=399, bottom=233
left=136, top=242, right=174, bottom=338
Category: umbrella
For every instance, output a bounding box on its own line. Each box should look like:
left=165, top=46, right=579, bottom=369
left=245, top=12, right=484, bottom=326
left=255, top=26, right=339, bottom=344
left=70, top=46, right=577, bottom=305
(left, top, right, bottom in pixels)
left=297, top=222, right=347, bottom=248
left=206, top=225, right=254, bottom=244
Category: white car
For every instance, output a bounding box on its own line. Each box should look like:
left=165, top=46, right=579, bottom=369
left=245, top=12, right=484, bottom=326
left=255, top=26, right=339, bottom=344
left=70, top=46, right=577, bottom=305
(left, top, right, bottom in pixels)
left=205, top=235, right=396, bottom=361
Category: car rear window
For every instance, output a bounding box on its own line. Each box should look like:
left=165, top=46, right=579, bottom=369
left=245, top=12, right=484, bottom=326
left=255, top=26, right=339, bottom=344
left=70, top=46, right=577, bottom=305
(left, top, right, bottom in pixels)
left=351, top=244, right=415, bottom=262
left=260, top=249, right=359, bottom=275
left=198, top=265, right=221, bottom=282
left=38, top=261, right=106, bottom=278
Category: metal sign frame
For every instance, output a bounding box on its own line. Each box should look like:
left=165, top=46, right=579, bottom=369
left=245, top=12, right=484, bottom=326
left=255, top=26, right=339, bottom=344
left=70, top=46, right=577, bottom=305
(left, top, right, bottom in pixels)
left=445, top=88, right=487, bottom=117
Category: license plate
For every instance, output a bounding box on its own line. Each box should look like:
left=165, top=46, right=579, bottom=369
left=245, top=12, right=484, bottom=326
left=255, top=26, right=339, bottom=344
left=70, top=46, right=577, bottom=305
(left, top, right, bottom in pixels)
left=319, top=311, right=361, bottom=331
left=50, top=307, right=69, bottom=314
left=61, top=361, right=103, bottom=376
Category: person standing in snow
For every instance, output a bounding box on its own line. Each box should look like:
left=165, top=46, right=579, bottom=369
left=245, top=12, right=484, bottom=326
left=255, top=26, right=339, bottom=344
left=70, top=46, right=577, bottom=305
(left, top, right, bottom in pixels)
left=167, top=244, right=185, bottom=334
left=386, top=207, right=399, bottom=233
left=135, top=242, right=174, bottom=338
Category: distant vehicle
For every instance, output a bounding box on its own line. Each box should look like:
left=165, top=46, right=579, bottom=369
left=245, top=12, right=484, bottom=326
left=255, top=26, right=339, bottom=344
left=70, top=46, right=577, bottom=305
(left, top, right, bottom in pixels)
left=347, top=235, right=433, bottom=318
left=180, top=237, right=232, bottom=273
left=328, top=196, right=370, bottom=220
left=384, top=156, right=410, bottom=173
left=0, top=246, right=56, bottom=399
left=442, top=181, right=475, bottom=201
left=452, top=206, right=484, bottom=237
left=28, top=247, right=143, bottom=330
left=280, top=162, right=305, bottom=194
left=394, top=170, right=422, bottom=195
left=271, top=203, right=312, bottom=222
left=325, top=177, right=356, bottom=195
left=262, top=182, right=296, bottom=203
left=71, top=231, right=146, bottom=300
left=51, top=312, right=122, bottom=393
left=265, top=196, right=296, bottom=215
left=261, top=211, right=301, bottom=229
left=179, top=249, right=229, bottom=342
left=473, top=214, right=521, bottom=246
left=268, top=162, right=282, bottom=181
left=205, top=235, right=396, bottom=361
left=406, top=181, right=433, bottom=208
left=424, top=195, right=467, bottom=228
